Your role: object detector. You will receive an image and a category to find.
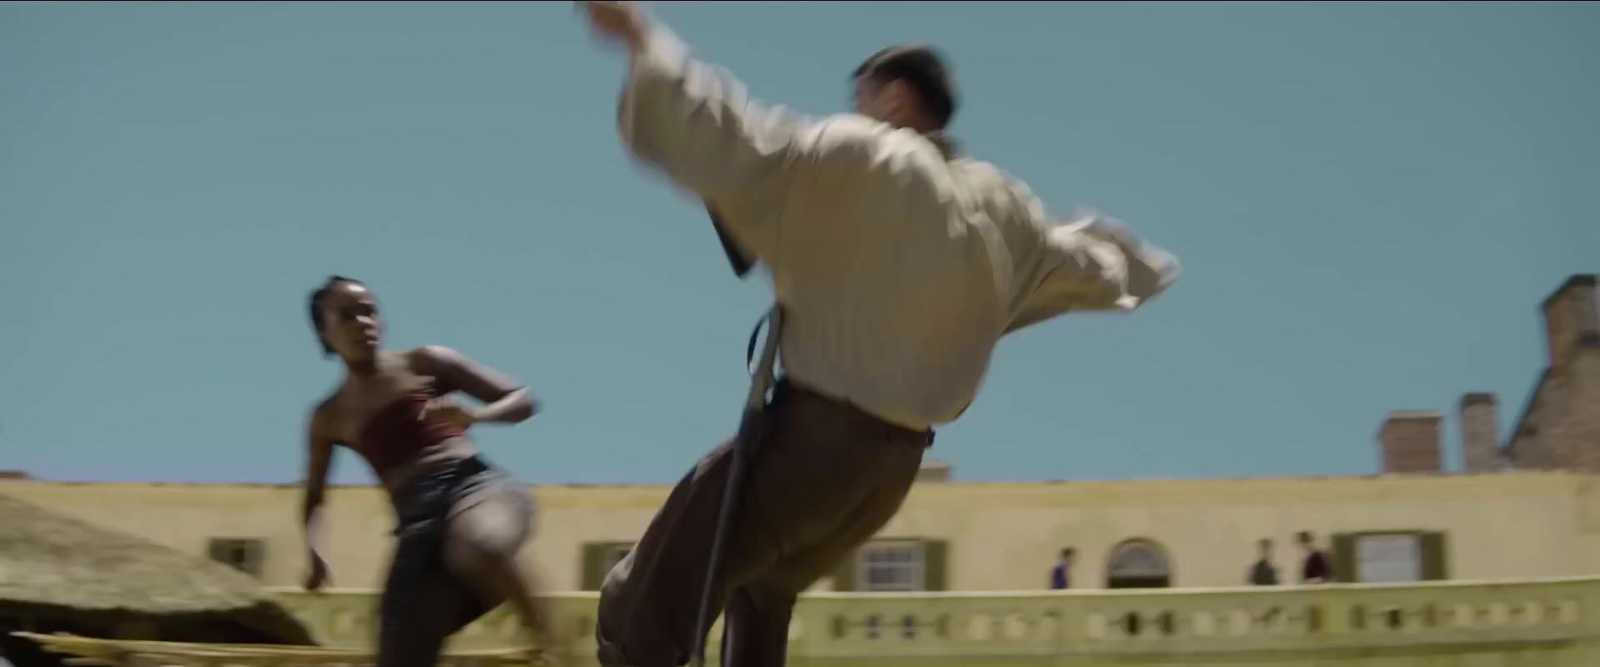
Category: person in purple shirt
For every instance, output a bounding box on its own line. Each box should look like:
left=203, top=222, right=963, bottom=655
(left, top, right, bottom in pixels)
left=1050, top=548, right=1076, bottom=590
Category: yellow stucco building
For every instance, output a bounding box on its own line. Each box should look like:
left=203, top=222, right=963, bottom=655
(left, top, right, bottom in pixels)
left=3, top=468, right=1596, bottom=596
left=7, top=470, right=1600, bottom=666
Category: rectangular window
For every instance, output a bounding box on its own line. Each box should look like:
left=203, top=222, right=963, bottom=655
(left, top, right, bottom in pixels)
left=856, top=541, right=926, bottom=592
left=1332, top=530, right=1447, bottom=583
left=1355, top=534, right=1421, bottom=583
left=207, top=538, right=265, bottom=577
left=581, top=541, right=636, bottom=591
left=602, top=544, right=631, bottom=574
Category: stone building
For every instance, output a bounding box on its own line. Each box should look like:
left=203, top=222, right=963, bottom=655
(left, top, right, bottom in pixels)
left=1374, top=274, right=1599, bottom=476
left=1504, top=275, right=1600, bottom=472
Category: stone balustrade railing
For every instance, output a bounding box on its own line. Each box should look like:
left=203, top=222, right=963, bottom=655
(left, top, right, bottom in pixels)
left=269, top=577, right=1600, bottom=665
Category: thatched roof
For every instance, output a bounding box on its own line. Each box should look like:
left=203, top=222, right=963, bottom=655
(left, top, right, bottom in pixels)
left=0, top=494, right=313, bottom=645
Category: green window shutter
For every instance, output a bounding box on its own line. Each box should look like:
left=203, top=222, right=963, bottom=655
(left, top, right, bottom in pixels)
left=1420, top=532, right=1448, bottom=581
left=1331, top=533, right=1357, bottom=583
left=207, top=539, right=227, bottom=563
left=582, top=542, right=618, bottom=591
left=833, top=549, right=859, bottom=591
left=922, top=540, right=949, bottom=591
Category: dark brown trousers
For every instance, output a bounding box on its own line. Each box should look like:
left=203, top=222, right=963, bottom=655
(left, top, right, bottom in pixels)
left=595, top=380, right=931, bottom=667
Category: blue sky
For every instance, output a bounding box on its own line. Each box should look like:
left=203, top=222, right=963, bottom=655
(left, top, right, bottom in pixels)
left=1, top=2, right=1595, bottom=485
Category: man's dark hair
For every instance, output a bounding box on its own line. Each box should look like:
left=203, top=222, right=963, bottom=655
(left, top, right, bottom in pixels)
left=852, top=44, right=959, bottom=129
left=1060, top=547, right=1075, bottom=559
left=1297, top=531, right=1314, bottom=544
left=308, top=275, right=363, bottom=356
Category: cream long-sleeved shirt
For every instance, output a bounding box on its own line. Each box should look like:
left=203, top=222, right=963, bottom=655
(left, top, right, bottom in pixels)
left=617, top=24, right=1180, bottom=431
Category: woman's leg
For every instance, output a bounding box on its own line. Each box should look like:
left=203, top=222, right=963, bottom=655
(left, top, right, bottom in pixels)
left=377, top=532, right=466, bottom=667
left=444, top=489, right=557, bottom=659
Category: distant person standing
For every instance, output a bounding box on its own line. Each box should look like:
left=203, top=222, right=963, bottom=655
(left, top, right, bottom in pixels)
left=1298, top=531, right=1333, bottom=584
left=1248, top=538, right=1279, bottom=586
left=1050, top=548, right=1075, bottom=590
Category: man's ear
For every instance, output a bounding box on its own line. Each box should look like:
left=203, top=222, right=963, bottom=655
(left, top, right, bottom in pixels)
left=888, top=79, right=924, bottom=116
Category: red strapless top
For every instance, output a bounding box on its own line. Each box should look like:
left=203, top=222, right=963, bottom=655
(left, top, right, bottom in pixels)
left=354, top=387, right=469, bottom=477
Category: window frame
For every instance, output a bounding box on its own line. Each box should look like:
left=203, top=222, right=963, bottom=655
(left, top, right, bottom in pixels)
left=1105, top=538, right=1173, bottom=589
left=206, top=537, right=266, bottom=577
left=854, top=540, right=928, bottom=593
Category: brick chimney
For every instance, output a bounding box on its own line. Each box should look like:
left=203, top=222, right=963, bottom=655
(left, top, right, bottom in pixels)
left=1459, top=393, right=1500, bottom=474
left=1379, top=412, right=1443, bottom=474
left=1542, top=274, right=1598, bottom=369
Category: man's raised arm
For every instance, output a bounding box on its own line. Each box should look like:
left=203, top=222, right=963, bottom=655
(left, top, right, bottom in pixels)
left=581, top=2, right=840, bottom=260
left=1004, top=180, right=1181, bottom=334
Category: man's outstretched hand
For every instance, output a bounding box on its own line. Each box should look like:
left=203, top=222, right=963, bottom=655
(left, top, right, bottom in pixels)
left=576, top=1, right=647, bottom=54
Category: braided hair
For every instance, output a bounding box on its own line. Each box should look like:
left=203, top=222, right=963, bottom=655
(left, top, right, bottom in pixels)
left=307, top=275, right=364, bottom=356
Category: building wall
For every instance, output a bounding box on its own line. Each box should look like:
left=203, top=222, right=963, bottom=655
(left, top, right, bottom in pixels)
left=1506, top=275, right=1600, bottom=473
left=1507, top=374, right=1556, bottom=469
left=1513, top=346, right=1600, bottom=473
left=1561, top=353, right=1600, bottom=472
left=3, top=472, right=1599, bottom=592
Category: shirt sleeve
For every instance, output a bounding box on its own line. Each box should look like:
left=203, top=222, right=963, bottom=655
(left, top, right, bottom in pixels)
left=1004, top=179, right=1181, bottom=334
left=617, top=23, right=867, bottom=264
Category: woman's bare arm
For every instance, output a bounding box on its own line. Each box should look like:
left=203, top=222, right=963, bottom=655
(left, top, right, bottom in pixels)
left=412, top=346, right=539, bottom=425
left=301, top=405, right=337, bottom=588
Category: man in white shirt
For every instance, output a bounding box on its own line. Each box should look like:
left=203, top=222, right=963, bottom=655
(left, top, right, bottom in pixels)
left=579, top=3, right=1180, bottom=666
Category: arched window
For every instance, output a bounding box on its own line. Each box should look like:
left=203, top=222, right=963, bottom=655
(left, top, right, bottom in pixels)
left=1106, top=539, right=1172, bottom=589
